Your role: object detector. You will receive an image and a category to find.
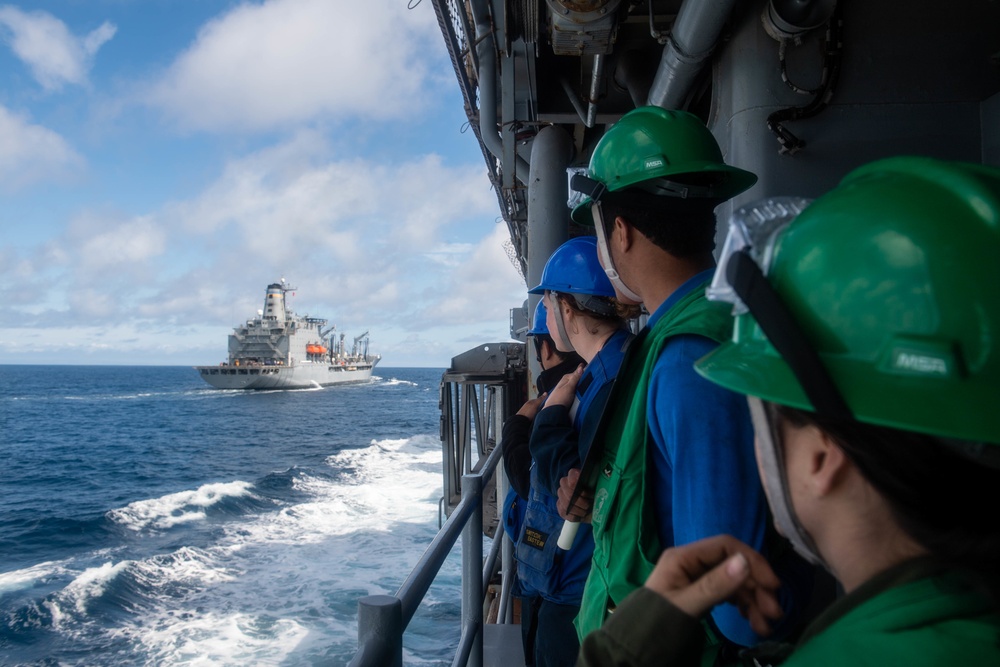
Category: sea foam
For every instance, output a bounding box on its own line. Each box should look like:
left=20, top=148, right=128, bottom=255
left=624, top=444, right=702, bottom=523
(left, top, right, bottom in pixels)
left=107, top=481, right=257, bottom=531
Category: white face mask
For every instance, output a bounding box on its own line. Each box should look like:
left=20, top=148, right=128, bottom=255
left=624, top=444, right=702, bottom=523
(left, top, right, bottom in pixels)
left=747, top=396, right=829, bottom=569
left=592, top=202, right=643, bottom=304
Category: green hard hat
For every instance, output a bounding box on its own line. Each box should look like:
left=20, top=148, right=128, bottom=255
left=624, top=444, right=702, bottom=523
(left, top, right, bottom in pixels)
left=570, top=107, right=757, bottom=225
left=696, top=156, right=1000, bottom=445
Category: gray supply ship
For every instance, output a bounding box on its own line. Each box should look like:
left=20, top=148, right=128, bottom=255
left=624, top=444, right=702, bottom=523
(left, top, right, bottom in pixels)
left=195, top=279, right=379, bottom=390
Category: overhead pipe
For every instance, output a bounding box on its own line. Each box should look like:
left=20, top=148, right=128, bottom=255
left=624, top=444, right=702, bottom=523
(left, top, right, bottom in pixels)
left=586, top=54, right=606, bottom=127
left=646, top=0, right=740, bottom=110
left=470, top=0, right=530, bottom=185
left=560, top=77, right=591, bottom=127
left=559, top=54, right=607, bottom=128
left=614, top=50, right=654, bottom=109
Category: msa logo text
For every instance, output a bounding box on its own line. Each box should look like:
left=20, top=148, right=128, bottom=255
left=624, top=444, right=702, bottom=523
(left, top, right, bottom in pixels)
left=894, top=352, right=947, bottom=375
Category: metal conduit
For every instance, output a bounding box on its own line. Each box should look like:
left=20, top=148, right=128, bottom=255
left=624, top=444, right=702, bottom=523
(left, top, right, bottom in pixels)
left=586, top=54, right=605, bottom=127
left=470, top=0, right=530, bottom=185
left=646, top=0, right=739, bottom=110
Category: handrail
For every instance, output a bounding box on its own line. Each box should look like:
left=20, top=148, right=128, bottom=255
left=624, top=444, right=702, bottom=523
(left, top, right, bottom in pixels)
left=348, top=443, right=504, bottom=667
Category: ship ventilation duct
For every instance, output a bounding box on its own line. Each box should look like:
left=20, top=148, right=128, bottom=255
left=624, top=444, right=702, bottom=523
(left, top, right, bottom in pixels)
left=470, top=0, right=530, bottom=185
left=762, top=0, right=838, bottom=42
left=647, top=0, right=739, bottom=110
left=545, top=0, right=622, bottom=55
left=526, top=126, right=573, bottom=291
left=614, top=50, right=654, bottom=109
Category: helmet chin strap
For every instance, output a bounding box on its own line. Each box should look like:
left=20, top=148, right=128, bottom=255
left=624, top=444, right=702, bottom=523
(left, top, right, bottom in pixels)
left=747, top=397, right=830, bottom=570
left=593, top=204, right=643, bottom=304
left=546, top=292, right=575, bottom=353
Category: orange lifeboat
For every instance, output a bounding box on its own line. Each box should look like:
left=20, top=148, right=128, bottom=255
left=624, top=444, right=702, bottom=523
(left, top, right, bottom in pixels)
left=306, top=344, right=327, bottom=355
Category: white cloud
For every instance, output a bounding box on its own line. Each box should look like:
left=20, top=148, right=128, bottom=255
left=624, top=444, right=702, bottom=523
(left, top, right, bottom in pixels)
left=76, top=216, right=167, bottom=273
left=419, top=224, right=525, bottom=328
left=0, top=104, right=83, bottom=191
left=145, top=0, right=443, bottom=132
left=173, top=132, right=497, bottom=272
left=0, top=5, right=115, bottom=91
left=0, top=130, right=525, bottom=365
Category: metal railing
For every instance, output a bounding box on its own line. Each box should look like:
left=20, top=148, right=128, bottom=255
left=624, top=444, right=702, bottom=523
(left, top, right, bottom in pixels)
left=349, top=445, right=504, bottom=667
left=348, top=343, right=526, bottom=667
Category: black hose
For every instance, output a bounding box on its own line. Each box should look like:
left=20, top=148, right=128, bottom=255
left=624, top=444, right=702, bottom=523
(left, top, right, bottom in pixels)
left=767, top=2, right=844, bottom=155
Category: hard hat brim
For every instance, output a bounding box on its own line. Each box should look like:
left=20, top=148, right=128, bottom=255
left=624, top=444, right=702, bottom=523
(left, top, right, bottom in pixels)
left=570, top=163, right=757, bottom=226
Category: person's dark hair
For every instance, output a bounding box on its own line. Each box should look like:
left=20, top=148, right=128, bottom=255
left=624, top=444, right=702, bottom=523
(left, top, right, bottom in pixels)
left=532, top=334, right=573, bottom=363
left=770, top=402, right=1000, bottom=593
left=599, top=183, right=722, bottom=259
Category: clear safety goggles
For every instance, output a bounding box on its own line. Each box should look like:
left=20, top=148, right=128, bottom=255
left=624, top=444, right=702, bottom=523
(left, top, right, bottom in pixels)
left=708, top=197, right=853, bottom=421
left=707, top=197, right=811, bottom=314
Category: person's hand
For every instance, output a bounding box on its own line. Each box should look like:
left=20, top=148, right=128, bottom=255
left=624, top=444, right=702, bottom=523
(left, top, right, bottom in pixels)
left=557, top=468, right=592, bottom=522
left=545, top=364, right=583, bottom=409
left=644, top=535, right=783, bottom=637
left=516, top=394, right=547, bottom=420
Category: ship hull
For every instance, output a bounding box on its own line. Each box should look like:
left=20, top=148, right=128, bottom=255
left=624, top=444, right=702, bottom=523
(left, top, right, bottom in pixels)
left=195, top=361, right=378, bottom=390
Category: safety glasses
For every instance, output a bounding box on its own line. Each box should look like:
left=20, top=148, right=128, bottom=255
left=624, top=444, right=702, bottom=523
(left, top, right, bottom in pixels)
left=708, top=197, right=853, bottom=421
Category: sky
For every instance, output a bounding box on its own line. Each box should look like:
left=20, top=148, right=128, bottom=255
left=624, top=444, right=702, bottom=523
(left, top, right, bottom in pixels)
left=0, top=0, right=528, bottom=368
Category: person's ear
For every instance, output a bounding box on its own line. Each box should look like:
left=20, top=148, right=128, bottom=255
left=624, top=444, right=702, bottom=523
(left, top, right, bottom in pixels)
left=808, top=429, right=851, bottom=497
left=540, top=338, right=556, bottom=364
left=614, top=215, right=634, bottom=253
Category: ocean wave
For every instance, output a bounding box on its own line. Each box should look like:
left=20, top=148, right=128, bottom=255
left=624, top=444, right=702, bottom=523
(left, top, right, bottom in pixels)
left=129, top=608, right=311, bottom=666
left=2, top=432, right=458, bottom=664
left=0, top=559, right=74, bottom=595
left=380, top=377, right=419, bottom=387
left=106, top=481, right=257, bottom=531
left=10, top=547, right=236, bottom=635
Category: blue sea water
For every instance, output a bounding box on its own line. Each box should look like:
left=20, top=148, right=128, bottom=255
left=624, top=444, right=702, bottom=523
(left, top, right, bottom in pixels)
left=0, top=365, right=461, bottom=666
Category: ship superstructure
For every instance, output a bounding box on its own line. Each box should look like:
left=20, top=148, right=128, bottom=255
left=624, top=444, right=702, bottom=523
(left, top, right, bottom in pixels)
left=195, top=279, right=379, bottom=390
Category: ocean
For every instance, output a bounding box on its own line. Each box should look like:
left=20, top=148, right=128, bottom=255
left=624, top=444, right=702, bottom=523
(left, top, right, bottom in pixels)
left=0, top=365, right=461, bottom=666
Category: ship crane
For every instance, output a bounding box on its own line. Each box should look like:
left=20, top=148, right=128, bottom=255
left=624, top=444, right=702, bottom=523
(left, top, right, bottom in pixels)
left=352, top=331, right=370, bottom=358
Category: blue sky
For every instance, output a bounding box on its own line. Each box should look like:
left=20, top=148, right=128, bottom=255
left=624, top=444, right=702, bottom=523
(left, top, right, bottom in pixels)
left=0, top=0, right=526, bottom=368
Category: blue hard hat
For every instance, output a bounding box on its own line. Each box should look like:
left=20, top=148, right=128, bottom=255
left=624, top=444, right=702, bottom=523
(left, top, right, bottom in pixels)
left=528, top=236, right=615, bottom=297
left=527, top=300, right=549, bottom=336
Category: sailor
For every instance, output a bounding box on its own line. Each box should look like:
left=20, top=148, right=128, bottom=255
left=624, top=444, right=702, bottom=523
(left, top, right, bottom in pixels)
left=558, top=107, right=814, bottom=650
left=500, top=297, right=584, bottom=665
left=511, top=236, right=634, bottom=667
left=577, top=157, right=1000, bottom=666
left=502, top=300, right=583, bottom=502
